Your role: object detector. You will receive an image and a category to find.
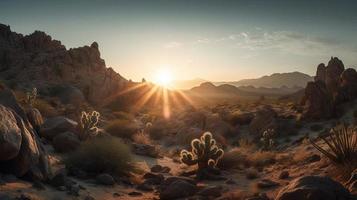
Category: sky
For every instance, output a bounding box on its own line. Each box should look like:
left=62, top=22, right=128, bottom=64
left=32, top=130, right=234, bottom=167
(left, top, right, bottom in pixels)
left=1, top=0, right=357, bottom=82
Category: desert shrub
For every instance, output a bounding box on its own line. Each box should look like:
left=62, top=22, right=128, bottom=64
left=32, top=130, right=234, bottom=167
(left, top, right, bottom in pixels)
left=310, top=124, right=323, bottom=132
left=245, top=168, right=259, bottom=179
left=78, top=111, right=100, bottom=140
left=218, top=148, right=247, bottom=170
left=248, top=151, right=276, bottom=167
left=65, top=137, right=132, bottom=176
left=132, top=130, right=152, bottom=145
left=105, top=119, right=139, bottom=140
left=25, top=87, right=37, bottom=107
left=260, top=129, right=275, bottom=151
left=33, top=98, right=58, bottom=117
left=180, top=132, right=224, bottom=176
left=310, top=124, right=357, bottom=167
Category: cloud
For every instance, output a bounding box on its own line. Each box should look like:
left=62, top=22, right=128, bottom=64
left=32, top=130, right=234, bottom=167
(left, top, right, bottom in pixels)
left=164, top=41, right=182, bottom=49
left=194, top=29, right=355, bottom=57
left=234, top=30, right=346, bottom=55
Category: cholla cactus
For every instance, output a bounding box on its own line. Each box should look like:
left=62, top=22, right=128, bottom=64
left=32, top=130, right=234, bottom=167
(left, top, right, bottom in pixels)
left=180, top=132, right=224, bottom=170
left=79, top=111, right=100, bottom=140
left=260, top=129, right=275, bottom=151
left=26, top=88, right=37, bottom=107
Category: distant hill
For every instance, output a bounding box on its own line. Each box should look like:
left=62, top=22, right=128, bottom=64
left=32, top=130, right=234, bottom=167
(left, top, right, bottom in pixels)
left=214, top=72, right=313, bottom=88
left=171, top=78, right=207, bottom=90
left=188, top=82, right=302, bottom=101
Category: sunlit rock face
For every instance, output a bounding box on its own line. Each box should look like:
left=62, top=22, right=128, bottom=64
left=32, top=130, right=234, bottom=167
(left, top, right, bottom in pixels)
left=0, top=23, right=128, bottom=105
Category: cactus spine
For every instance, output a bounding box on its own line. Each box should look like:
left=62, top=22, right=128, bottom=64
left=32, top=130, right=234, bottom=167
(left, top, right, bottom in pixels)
left=180, top=132, right=224, bottom=170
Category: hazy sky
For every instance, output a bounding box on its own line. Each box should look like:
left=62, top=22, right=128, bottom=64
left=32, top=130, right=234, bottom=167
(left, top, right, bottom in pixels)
left=1, top=0, right=357, bottom=82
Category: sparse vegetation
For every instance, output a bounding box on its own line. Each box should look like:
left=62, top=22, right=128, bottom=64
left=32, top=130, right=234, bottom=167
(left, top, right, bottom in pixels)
left=310, top=124, right=357, bottom=168
left=65, top=137, right=132, bottom=176
left=260, top=129, right=275, bottom=151
left=105, top=119, right=139, bottom=140
left=132, top=130, right=152, bottom=145
left=78, top=111, right=100, bottom=140
left=180, top=132, right=224, bottom=177
left=26, top=87, right=37, bottom=107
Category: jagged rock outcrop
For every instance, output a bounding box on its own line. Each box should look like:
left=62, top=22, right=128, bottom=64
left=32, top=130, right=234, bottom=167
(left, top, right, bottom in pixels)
left=0, top=23, right=127, bottom=105
left=0, top=87, right=50, bottom=180
left=301, top=57, right=357, bottom=120
left=301, top=81, right=334, bottom=120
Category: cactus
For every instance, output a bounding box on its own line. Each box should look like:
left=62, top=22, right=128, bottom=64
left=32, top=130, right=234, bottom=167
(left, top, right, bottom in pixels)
left=26, top=87, right=37, bottom=107
left=180, top=132, right=224, bottom=171
left=260, top=129, right=275, bottom=151
left=79, top=111, right=100, bottom=140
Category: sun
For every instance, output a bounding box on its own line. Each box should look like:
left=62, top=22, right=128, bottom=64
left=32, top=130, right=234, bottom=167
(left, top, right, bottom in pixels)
left=154, top=68, right=173, bottom=87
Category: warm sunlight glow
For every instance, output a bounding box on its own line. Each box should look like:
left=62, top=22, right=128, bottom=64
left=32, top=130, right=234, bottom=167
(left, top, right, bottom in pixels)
left=154, top=68, right=173, bottom=87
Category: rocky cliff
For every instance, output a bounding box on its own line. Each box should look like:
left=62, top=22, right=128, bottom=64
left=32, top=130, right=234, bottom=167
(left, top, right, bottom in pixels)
left=0, top=24, right=128, bottom=105
left=301, top=57, right=357, bottom=120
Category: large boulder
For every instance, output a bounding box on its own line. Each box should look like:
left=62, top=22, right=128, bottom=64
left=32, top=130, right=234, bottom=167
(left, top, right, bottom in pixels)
left=40, top=116, right=78, bottom=140
left=336, top=68, right=357, bottom=104
left=0, top=87, right=51, bottom=180
left=26, top=108, right=44, bottom=132
left=275, top=176, right=351, bottom=200
left=249, top=106, right=277, bottom=135
left=0, top=105, right=22, bottom=160
left=301, top=81, right=334, bottom=120
left=315, top=63, right=326, bottom=82
left=52, top=132, right=80, bottom=153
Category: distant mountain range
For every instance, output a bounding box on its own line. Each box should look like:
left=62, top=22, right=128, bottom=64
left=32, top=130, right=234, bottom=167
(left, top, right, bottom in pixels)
left=214, top=72, right=313, bottom=88
left=174, top=72, right=313, bottom=90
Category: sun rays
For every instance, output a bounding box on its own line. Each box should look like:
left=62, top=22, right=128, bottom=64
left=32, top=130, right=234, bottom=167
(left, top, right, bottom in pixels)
left=112, top=81, right=196, bottom=119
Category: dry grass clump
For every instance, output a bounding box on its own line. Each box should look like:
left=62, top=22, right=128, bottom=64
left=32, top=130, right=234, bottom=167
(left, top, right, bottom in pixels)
left=65, top=137, right=132, bottom=176
left=132, top=131, right=152, bottom=145
left=105, top=119, right=139, bottom=140
left=245, top=168, right=259, bottom=179
left=218, top=145, right=276, bottom=170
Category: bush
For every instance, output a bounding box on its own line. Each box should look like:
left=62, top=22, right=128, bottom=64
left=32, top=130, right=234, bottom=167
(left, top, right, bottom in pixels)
left=65, top=137, right=132, bottom=176
left=132, top=131, right=152, bottom=145
left=310, top=124, right=323, bottom=132
left=310, top=124, right=357, bottom=167
left=105, top=119, right=139, bottom=140
left=33, top=98, right=58, bottom=117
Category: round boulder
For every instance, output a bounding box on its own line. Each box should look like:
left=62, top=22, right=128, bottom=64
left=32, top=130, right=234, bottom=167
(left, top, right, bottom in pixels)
left=52, top=132, right=80, bottom=153
left=275, top=176, right=351, bottom=200
left=40, top=116, right=78, bottom=140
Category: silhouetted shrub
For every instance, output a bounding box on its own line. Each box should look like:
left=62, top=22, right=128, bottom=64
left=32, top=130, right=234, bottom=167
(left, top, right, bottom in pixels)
left=65, top=137, right=132, bottom=176
left=105, top=119, right=139, bottom=140
left=310, top=124, right=357, bottom=167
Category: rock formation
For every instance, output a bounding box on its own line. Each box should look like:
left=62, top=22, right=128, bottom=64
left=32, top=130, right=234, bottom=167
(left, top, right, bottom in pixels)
left=301, top=57, right=357, bottom=120
left=0, top=23, right=128, bottom=105
left=0, top=86, right=50, bottom=180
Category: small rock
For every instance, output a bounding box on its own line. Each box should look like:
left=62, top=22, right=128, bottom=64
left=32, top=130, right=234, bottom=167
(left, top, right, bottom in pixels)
left=279, top=171, right=289, bottom=179
left=197, top=185, right=223, bottom=197
left=96, top=173, right=115, bottom=185
left=128, top=191, right=143, bottom=196
left=159, top=180, right=197, bottom=200
left=113, top=192, right=122, bottom=197
left=256, top=179, right=280, bottom=189
left=225, top=179, right=236, bottom=185
left=32, top=181, right=46, bottom=190
left=3, top=174, right=18, bottom=182
left=306, top=154, right=321, bottom=163
left=151, top=164, right=171, bottom=173
left=143, top=172, right=164, bottom=185
left=136, top=182, right=154, bottom=191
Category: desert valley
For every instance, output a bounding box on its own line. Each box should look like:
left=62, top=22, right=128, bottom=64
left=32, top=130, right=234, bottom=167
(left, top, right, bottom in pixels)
left=1, top=1, right=357, bottom=200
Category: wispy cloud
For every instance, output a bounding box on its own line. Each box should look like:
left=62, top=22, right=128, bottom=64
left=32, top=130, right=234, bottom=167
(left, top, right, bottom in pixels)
left=163, top=41, right=182, bottom=49
left=194, top=29, right=355, bottom=56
